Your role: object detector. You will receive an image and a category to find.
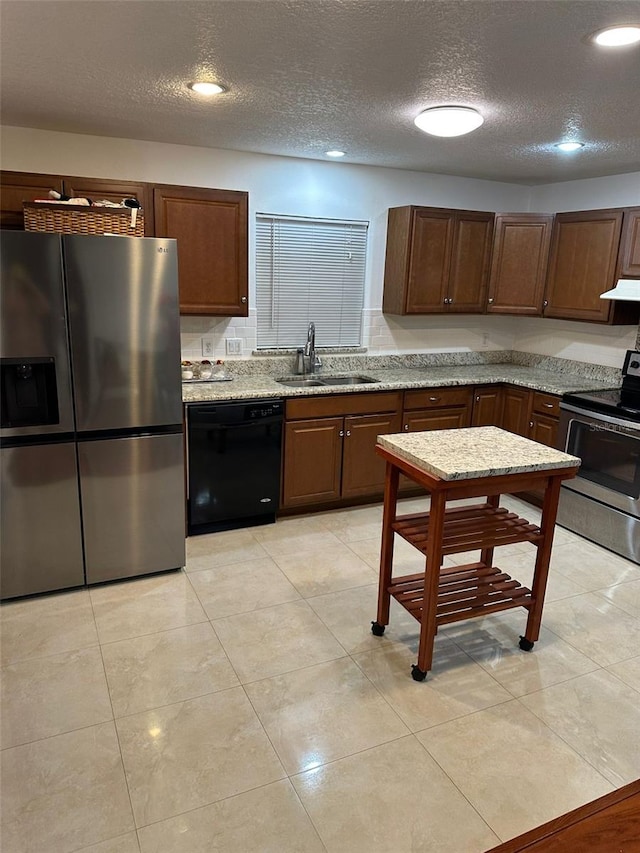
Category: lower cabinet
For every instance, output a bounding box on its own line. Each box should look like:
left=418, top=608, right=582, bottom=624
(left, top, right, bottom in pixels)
left=400, top=386, right=473, bottom=493
left=281, top=393, right=402, bottom=509
left=471, top=385, right=504, bottom=426
left=502, top=386, right=532, bottom=437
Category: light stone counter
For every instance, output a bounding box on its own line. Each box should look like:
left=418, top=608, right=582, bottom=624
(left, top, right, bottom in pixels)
left=377, top=426, right=581, bottom=481
left=182, top=364, right=618, bottom=404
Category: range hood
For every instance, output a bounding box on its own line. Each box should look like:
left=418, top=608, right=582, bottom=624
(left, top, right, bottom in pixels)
left=600, top=279, right=640, bottom=301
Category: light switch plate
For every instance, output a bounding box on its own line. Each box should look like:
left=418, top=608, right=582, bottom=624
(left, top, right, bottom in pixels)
left=202, top=336, right=215, bottom=357
left=225, top=337, right=242, bottom=355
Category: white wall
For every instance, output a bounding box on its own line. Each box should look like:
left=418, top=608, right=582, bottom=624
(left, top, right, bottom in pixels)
left=2, top=126, right=637, bottom=367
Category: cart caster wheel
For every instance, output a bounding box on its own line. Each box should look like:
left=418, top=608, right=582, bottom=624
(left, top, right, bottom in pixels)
left=519, top=636, right=535, bottom=652
left=371, top=621, right=386, bottom=636
left=411, top=664, right=427, bottom=682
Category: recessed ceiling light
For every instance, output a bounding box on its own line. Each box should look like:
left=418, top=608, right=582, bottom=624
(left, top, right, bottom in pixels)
left=414, top=106, right=484, bottom=137
left=555, top=141, right=585, bottom=152
left=590, top=25, right=640, bottom=46
left=326, top=150, right=346, bottom=158
left=188, top=81, right=226, bottom=96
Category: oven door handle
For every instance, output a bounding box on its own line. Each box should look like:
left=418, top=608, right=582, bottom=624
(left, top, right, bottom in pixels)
left=560, top=403, right=640, bottom=433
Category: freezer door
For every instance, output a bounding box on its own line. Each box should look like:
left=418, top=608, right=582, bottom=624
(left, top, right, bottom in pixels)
left=78, top=433, right=185, bottom=583
left=1, top=443, right=84, bottom=598
left=0, top=232, right=74, bottom=437
left=63, top=235, right=182, bottom=431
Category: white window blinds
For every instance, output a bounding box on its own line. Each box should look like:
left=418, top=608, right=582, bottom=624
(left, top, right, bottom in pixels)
left=256, top=214, right=367, bottom=349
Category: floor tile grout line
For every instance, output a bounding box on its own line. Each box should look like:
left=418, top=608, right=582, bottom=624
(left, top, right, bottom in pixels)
left=511, top=693, right=621, bottom=790
left=410, top=732, right=503, bottom=847
left=87, top=588, right=139, bottom=845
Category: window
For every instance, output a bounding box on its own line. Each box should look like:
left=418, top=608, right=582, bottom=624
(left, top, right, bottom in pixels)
left=256, top=214, right=367, bottom=349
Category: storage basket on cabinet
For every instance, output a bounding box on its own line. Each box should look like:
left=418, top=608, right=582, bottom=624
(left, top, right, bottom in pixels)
left=23, top=202, right=144, bottom=237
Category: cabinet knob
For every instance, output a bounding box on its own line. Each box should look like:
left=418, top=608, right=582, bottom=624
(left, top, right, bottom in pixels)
left=346, top=430, right=351, bottom=437
left=339, top=430, right=344, bottom=437
left=241, top=296, right=247, bottom=304
left=404, top=424, right=409, bottom=430
left=543, top=300, right=548, bottom=308
left=443, top=297, right=448, bottom=305
left=476, top=396, right=480, bottom=402
left=529, top=421, right=534, bottom=428
left=488, top=297, right=494, bottom=304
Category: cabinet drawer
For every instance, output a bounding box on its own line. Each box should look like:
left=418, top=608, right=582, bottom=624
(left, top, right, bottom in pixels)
left=532, top=392, right=560, bottom=418
left=403, top=386, right=472, bottom=410
left=286, top=391, right=402, bottom=420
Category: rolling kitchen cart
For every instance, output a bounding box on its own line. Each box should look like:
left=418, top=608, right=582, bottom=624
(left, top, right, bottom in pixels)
left=371, top=426, right=580, bottom=680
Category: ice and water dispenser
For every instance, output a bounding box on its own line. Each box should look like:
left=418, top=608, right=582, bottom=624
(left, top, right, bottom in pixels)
left=0, top=357, right=60, bottom=429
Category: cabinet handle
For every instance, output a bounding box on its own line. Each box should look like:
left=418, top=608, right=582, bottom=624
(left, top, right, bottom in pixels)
left=241, top=296, right=247, bottom=304
left=346, top=430, right=351, bottom=437
left=429, top=396, right=440, bottom=402
left=339, top=430, right=344, bottom=437
left=543, top=403, right=554, bottom=408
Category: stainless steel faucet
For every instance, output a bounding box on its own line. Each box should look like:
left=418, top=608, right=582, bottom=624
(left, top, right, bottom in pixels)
left=297, top=322, right=322, bottom=374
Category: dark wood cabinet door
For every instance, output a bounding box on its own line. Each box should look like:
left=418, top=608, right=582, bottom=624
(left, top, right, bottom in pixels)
left=0, top=170, right=63, bottom=229
left=487, top=214, right=553, bottom=315
left=154, top=185, right=248, bottom=316
left=472, top=386, right=504, bottom=426
left=529, top=414, right=559, bottom=448
left=544, top=210, right=624, bottom=322
left=448, top=211, right=494, bottom=313
left=63, top=176, right=154, bottom=235
left=619, top=208, right=640, bottom=277
left=341, top=412, right=402, bottom=499
left=281, top=418, right=343, bottom=507
left=501, top=386, right=531, bottom=437
left=405, top=208, right=453, bottom=313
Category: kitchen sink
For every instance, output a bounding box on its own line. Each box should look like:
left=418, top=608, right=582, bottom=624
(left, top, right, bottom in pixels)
left=275, top=375, right=378, bottom=388
left=322, top=376, right=378, bottom=385
left=276, top=378, right=326, bottom=388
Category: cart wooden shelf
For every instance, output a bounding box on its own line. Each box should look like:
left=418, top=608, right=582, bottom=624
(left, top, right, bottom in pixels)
left=372, top=427, right=580, bottom=680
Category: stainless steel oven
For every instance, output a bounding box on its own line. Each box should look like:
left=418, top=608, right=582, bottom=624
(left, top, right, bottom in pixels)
left=556, top=353, right=640, bottom=563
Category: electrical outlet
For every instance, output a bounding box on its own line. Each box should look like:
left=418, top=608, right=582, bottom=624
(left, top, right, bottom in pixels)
left=225, top=337, right=242, bottom=356
left=481, top=332, right=490, bottom=349
left=201, top=336, right=215, bottom=357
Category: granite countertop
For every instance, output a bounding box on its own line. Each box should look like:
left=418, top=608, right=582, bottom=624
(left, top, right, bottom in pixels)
left=377, top=426, right=581, bottom=481
left=182, top=363, right=619, bottom=404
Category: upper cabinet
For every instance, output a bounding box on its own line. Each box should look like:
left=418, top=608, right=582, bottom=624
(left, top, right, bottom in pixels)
left=382, top=206, right=494, bottom=314
left=545, top=209, right=638, bottom=324
left=153, top=185, right=248, bottom=316
left=487, top=214, right=554, bottom=315
left=619, top=208, right=640, bottom=277
left=0, top=170, right=64, bottom=229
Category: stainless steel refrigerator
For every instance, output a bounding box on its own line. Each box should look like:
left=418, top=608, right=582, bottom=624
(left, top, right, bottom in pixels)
left=1, top=231, right=185, bottom=598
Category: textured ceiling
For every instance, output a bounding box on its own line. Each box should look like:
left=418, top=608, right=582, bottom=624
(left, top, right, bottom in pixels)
left=1, top=0, right=640, bottom=184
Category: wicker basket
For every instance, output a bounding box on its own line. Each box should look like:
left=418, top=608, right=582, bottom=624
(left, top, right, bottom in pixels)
left=23, top=202, right=145, bottom=237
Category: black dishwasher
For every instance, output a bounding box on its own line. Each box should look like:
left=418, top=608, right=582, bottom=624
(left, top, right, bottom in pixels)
left=186, top=399, right=283, bottom=535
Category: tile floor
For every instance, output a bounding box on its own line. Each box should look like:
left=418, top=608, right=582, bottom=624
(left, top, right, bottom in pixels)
left=1, top=495, right=639, bottom=852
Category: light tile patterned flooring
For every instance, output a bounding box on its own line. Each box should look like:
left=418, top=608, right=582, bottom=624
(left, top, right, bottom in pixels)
left=1, top=495, right=639, bottom=852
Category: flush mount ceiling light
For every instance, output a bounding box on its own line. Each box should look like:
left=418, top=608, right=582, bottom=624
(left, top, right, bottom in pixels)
left=414, top=106, right=484, bottom=137
left=590, top=25, right=640, bottom=46
left=326, top=150, right=346, bottom=157
left=188, top=81, right=226, bottom=95
left=555, top=141, right=585, bottom=152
